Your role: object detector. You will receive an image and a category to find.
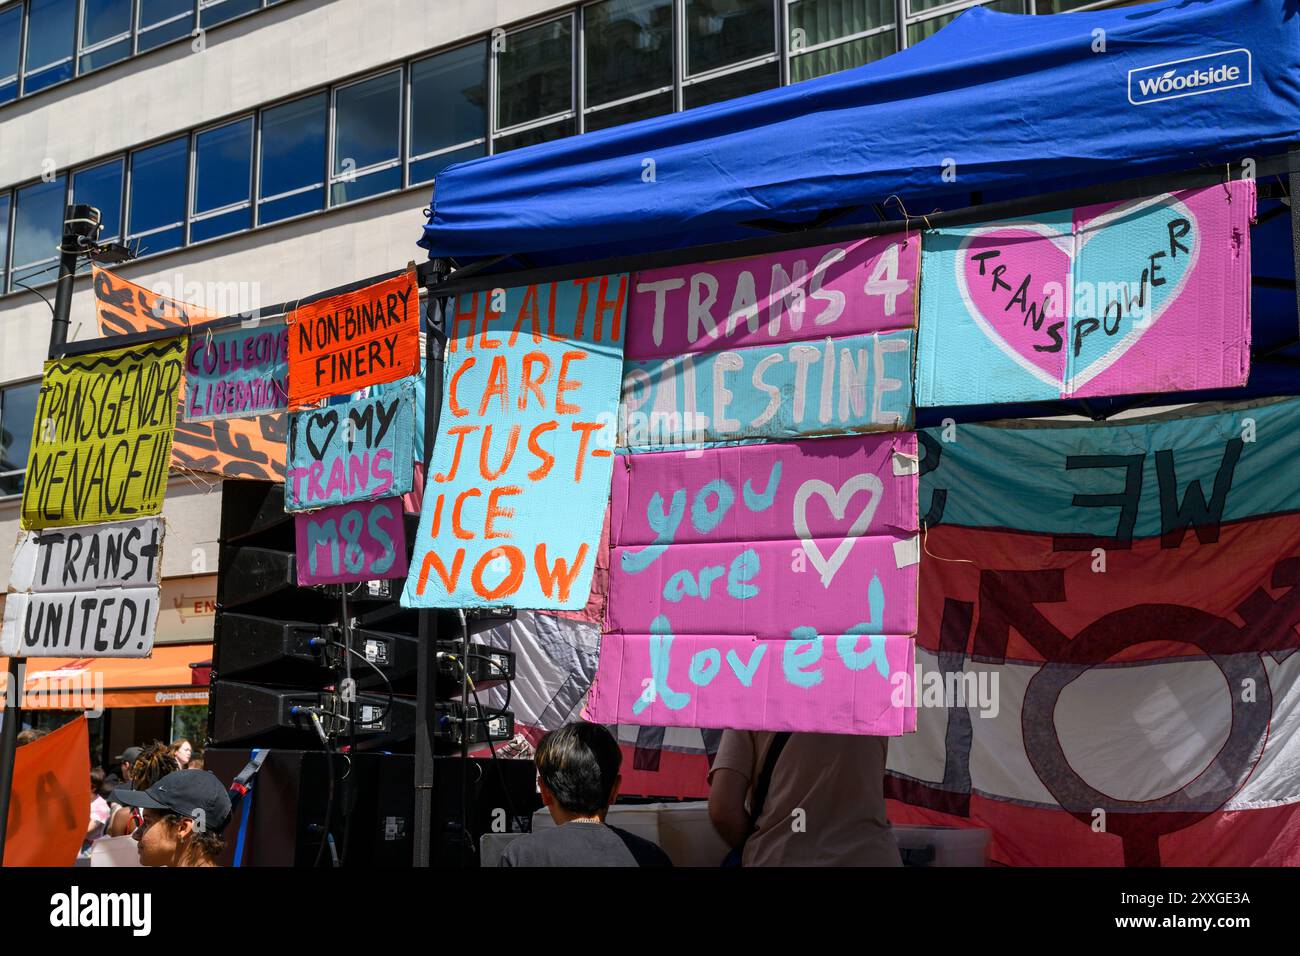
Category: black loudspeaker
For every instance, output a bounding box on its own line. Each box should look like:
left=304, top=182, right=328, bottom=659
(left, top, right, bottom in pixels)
left=431, top=756, right=543, bottom=867
left=209, top=480, right=418, bottom=751
left=206, top=748, right=415, bottom=867
left=209, top=681, right=416, bottom=749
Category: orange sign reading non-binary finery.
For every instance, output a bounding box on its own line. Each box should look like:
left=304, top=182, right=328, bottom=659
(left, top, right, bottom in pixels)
left=286, top=270, right=419, bottom=409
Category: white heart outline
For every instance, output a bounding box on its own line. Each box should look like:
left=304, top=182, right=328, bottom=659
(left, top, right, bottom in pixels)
left=952, top=194, right=1200, bottom=394
left=793, top=474, right=882, bottom=589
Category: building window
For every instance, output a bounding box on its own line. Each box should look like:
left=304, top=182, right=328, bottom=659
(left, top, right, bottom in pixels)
left=495, top=16, right=574, bottom=151
left=906, top=0, right=1025, bottom=45
left=138, top=0, right=196, bottom=53
left=79, top=0, right=133, bottom=74
left=682, top=0, right=778, bottom=107
left=200, top=0, right=262, bottom=29
left=192, top=116, right=253, bottom=242
left=258, top=92, right=327, bottom=225
left=10, top=176, right=67, bottom=291
left=331, top=70, right=402, bottom=205
left=0, top=191, right=10, bottom=292
left=23, top=0, right=77, bottom=94
left=71, top=158, right=124, bottom=247
left=685, top=0, right=776, bottom=75
left=788, top=0, right=895, bottom=82
left=0, top=4, right=23, bottom=105
left=409, top=42, right=487, bottom=185
left=584, top=0, right=674, bottom=130
left=0, top=379, right=39, bottom=497
left=128, top=136, right=188, bottom=256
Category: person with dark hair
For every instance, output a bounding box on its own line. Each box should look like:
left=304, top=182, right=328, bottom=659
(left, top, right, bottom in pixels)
left=107, top=742, right=176, bottom=837
left=114, top=770, right=231, bottom=867
left=499, top=721, right=671, bottom=867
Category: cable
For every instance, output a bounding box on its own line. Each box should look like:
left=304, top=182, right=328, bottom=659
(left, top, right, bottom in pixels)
left=296, top=708, right=337, bottom=868
left=345, top=645, right=394, bottom=724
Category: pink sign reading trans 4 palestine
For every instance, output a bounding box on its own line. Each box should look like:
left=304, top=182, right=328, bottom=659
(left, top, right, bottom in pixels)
left=586, top=433, right=918, bottom=735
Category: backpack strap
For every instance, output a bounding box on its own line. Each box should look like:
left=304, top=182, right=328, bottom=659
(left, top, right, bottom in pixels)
left=748, top=732, right=792, bottom=832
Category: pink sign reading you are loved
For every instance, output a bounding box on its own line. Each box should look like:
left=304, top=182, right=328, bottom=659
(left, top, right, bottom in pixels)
left=586, top=433, right=919, bottom=735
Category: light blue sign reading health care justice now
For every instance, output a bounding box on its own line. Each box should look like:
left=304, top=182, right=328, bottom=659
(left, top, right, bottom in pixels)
left=402, top=274, right=629, bottom=610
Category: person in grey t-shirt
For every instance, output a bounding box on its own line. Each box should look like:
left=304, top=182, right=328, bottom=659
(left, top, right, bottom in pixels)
left=500, top=722, right=672, bottom=868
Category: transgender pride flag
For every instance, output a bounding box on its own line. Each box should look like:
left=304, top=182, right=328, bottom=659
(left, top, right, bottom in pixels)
left=886, top=398, right=1300, bottom=866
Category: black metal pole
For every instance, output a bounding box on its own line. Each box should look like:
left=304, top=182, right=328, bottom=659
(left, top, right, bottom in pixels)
left=0, top=203, right=99, bottom=861
left=414, top=262, right=450, bottom=866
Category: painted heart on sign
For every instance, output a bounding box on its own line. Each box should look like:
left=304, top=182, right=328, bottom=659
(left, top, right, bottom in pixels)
left=955, top=194, right=1199, bottom=392
left=793, top=474, right=883, bottom=589
left=305, top=410, right=340, bottom=460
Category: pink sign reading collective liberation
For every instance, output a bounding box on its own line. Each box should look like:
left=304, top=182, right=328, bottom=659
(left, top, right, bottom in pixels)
left=587, top=433, right=919, bottom=735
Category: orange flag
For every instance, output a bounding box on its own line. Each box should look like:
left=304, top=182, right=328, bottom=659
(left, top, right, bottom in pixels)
left=3, top=715, right=90, bottom=867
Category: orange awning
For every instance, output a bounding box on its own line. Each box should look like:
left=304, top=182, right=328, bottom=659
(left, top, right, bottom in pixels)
left=0, top=643, right=211, bottom=710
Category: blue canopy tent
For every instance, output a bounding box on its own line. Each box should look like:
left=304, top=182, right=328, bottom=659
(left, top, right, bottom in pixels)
left=418, top=0, right=1300, bottom=422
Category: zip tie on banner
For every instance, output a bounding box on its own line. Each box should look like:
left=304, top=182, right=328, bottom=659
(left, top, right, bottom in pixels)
left=920, top=522, right=976, bottom=565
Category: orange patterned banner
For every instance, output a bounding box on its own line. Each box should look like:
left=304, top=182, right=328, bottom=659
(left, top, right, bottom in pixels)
left=91, top=265, right=219, bottom=335
left=92, top=267, right=285, bottom=480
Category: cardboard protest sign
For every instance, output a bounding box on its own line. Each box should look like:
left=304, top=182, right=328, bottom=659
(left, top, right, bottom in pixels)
left=621, top=236, right=917, bottom=448
left=184, top=323, right=288, bottom=422
left=402, top=275, right=628, bottom=610
left=287, top=269, right=419, bottom=409
left=295, top=498, right=409, bottom=586
left=21, top=339, right=185, bottom=529
left=916, top=181, right=1255, bottom=405
left=92, top=265, right=219, bottom=335
left=284, top=380, right=416, bottom=511
left=1, top=517, right=163, bottom=657
left=2, top=716, right=90, bottom=866
left=621, top=331, right=913, bottom=449
left=92, top=290, right=288, bottom=482
left=586, top=433, right=919, bottom=734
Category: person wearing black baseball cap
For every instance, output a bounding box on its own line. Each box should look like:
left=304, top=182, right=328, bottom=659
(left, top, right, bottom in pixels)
left=114, top=770, right=232, bottom=867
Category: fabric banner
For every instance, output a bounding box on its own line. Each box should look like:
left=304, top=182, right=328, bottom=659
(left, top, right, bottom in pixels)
left=284, top=381, right=416, bottom=511
left=294, top=497, right=409, bottom=586
left=91, top=266, right=219, bottom=335
left=184, top=323, right=288, bottom=422
left=92, top=274, right=287, bottom=481
left=403, top=276, right=628, bottom=610
left=170, top=413, right=287, bottom=481
left=21, top=340, right=184, bottom=529
left=2, top=715, right=90, bottom=866
left=286, top=270, right=419, bottom=409
left=588, top=432, right=919, bottom=734
left=915, top=181, right=1254, bottom=405
left=1, top=517, right=163, bottom=657
left=620, top=236, right=916, bottom=449
left=887, top=399, right=1300, bottom=866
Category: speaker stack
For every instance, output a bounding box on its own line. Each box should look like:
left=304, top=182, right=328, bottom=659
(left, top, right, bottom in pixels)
left=206, top=480, right=525, bottom=865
